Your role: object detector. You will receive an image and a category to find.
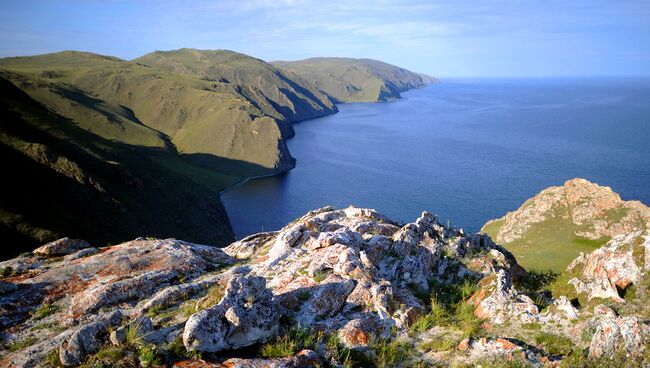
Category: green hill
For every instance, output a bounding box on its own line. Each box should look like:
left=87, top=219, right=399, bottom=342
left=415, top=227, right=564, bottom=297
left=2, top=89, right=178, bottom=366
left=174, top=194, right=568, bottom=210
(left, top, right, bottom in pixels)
left=482, top=178, right=650, bottom=272
left=0, top=76, right=238, bottom=258
left=0, top=49, right=435, bottom=257
left=272, top=57, right=436, bottom=103
left=0, top=51, right=300, bottom=177
left=134, top=48, right=337, bottom=129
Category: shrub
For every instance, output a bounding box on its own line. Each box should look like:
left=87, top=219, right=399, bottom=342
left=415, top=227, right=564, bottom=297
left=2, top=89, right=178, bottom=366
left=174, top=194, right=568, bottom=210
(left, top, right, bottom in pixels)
left=138, top=345, right=162, bottom=367
left=371, top=338, right=413, bottom=368
left=259, top=326, right=323, bottom=358
left=196, top=284, right=225, bottom=311
left=46, top=348, right=62, bottom=367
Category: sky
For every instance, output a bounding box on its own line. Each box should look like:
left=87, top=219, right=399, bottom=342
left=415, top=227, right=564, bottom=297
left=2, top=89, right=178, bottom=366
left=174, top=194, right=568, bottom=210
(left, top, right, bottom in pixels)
left=1, top=0, right=649, bottom=77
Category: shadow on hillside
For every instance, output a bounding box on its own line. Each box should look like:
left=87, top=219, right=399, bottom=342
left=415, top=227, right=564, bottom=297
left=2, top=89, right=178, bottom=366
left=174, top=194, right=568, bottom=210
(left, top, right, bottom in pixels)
left=0, top=76, right=286, bottom=259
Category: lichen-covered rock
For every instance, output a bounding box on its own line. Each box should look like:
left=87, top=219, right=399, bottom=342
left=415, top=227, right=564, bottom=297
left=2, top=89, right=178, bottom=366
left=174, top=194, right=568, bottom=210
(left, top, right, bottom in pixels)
left=469, top=270, right=539, bottom=324
left=59, top=310, right=123, bottom=366
left=33, top=237, right=90, bottom=256
left=568, top=231, right=649, bottom=302
left=183, top=274, right=279, bottom=352
left=484, top=178, right=650, bottom=244
left=457, top=337, right=553, bottom=367
left=588, top=313, right=650, bottom=358
left=1, top=203, right=648, bottom=367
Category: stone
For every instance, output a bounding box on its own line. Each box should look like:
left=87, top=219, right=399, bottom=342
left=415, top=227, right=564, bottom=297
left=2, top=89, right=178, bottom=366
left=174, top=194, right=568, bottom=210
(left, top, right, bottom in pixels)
left=33, top=237, right=90, bottom=256
left=59, top=310, right=123, bottom=366
left=470, top=270, right=539, bottom=324
left=182, top=274, right=279, bottom=352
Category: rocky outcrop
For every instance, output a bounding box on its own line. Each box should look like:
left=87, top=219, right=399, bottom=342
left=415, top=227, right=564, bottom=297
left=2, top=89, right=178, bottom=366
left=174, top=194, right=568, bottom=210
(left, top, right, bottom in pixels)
left=32, top=238, right=90, bottom=256
left=469, top=270, right=539, bottom=324
left=567, top=230, right=649, bottom=302
left=1, top=204, right=648, bottom=367
left=182, top=274, right=279, bottom=352
left=483, top=178, right=650, bottom=245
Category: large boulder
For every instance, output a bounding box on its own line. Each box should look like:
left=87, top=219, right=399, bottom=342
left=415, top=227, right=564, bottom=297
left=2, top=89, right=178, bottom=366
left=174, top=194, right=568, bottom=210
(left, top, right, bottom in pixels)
left=469, top=270, right=539, bottom=324
left=568, top=231, right=649, bottom=302
left=59, top=310, right=123, bottom=366
left=182, top=274, right=280, bottom=352
left=33, top=237, right=90, bottom=256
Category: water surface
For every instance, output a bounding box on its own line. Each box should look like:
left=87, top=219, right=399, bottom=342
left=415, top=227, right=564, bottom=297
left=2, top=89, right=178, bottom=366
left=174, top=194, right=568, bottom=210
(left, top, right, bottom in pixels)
left=222, top=78, right=650, bottom=238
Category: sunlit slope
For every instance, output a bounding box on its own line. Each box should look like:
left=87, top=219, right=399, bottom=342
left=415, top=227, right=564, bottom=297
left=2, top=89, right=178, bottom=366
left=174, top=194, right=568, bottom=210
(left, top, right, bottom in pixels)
left=482, top=178, right=650, bottom=272
left=0, top=76, right=238, bottom=257
left=272, top=57, right=436, bottom=103
left=134, top=48, right=337, bottom=127
left=0, top=51, right=295, bottom=176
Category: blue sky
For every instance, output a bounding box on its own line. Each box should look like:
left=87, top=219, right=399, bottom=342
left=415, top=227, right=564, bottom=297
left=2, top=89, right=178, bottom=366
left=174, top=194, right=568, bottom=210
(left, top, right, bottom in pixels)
left=1, top=0, right=649, bottom=77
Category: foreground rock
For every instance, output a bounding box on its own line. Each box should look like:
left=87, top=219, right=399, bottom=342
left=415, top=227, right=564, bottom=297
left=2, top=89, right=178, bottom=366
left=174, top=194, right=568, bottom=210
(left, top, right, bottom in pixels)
left=1, top=202, right=648, bottom=367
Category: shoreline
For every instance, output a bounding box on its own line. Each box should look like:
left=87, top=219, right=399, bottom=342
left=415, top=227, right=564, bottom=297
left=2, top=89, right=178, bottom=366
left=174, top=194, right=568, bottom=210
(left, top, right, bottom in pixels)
left=218, top=82, right=437, bottom=197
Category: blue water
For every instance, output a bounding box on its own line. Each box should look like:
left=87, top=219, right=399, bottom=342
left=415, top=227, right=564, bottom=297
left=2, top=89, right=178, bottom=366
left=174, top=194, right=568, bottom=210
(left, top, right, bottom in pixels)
left=222, top=78, right=650, bottom=238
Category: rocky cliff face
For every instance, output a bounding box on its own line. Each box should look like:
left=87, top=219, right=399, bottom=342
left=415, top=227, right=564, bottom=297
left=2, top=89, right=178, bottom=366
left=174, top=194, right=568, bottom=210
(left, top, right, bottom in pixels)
left=1, top=203, right=648, bottom=367
left=482, top=178, right=650, bottom=272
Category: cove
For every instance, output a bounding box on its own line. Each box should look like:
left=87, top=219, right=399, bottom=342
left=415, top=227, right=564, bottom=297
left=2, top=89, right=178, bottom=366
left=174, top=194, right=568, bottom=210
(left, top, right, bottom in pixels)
left=222, top=78, right=650, bottom=239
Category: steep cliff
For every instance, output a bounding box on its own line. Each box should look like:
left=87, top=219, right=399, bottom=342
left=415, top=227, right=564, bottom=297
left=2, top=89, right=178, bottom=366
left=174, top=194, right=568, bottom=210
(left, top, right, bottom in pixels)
left=273, top=57, right=436, bottom=103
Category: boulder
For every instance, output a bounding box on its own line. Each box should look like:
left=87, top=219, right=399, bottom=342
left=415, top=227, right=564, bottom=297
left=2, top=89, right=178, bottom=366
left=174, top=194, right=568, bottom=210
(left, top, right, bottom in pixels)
left=59, top=310, right=123, bottom=366
left=183, top=274, right=279, bottom=352
left=470, top=270, right=539, bottom=324
left=589, top=314, right=650, bottom=358
left=33, top=237, right=90, bottom=256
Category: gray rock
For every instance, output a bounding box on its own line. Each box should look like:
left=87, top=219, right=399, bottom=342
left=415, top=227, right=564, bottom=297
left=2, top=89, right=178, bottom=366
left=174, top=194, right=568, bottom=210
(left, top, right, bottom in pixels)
left=59, top=310, right=123, bottom=366
left=34, top=237, right=90, bottom=256
left=183, top=274, right=279, bottom=352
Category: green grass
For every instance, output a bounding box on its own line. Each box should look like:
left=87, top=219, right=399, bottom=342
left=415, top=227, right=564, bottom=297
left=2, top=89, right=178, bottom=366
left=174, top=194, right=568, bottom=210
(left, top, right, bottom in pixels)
left=409, top=278, right=484, bottom=339
left=5, top=336, right=37, bottom=352
left=418, top=336, right=459, bottom=352
left=32, top=303, right=61, bottom=320
left=484, top=213, right=609, bottom=273
left=534, top=332, right=573, bottom=356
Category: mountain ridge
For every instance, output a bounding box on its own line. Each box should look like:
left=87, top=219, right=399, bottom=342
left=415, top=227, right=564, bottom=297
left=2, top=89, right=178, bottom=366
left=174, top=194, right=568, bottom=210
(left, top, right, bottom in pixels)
left=0, top=48, right=434, bottom=255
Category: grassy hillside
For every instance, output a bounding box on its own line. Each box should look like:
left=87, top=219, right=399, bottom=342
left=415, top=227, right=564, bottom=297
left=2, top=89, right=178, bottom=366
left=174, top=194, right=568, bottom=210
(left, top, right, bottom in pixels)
left=134, top=48, right=337, bottom=128
left=482, top=178, right=649, bottom=272
left=272, top=57, right=436, bottom=103
left=0, top=76, right=240, bottom=258
left=0, top=51, right=297, bottom=177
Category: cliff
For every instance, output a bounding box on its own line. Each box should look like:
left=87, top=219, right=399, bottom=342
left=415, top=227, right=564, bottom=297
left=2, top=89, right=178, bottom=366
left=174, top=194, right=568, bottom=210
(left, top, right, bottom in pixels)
left=1, top=202, right=648, bottom=367
left=272, top=57, right=437, bottom=103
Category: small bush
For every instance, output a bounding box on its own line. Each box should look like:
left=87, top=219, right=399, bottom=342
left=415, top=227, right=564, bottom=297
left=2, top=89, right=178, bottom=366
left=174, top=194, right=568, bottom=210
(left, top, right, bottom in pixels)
left=371, top=338, right=413, bottom=368
left=0, top=266, right=15, bottom=278
left=521, top=322, right=541, bottom=331
left=138, top=344, right=162, bottom=367
left=259, top=327, right=323, bottom=358
left=313, top=270, right=327, bottom=283
left=196, top=285, right=225, bottom=310
left=260, top=334, right=297, bottom=358
left=46, top=348, right=62, bottom=367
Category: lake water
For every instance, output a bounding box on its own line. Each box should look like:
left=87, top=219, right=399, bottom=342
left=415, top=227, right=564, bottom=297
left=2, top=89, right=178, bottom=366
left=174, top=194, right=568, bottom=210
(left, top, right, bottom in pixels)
left=222, top=78, right=650, bottom=239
